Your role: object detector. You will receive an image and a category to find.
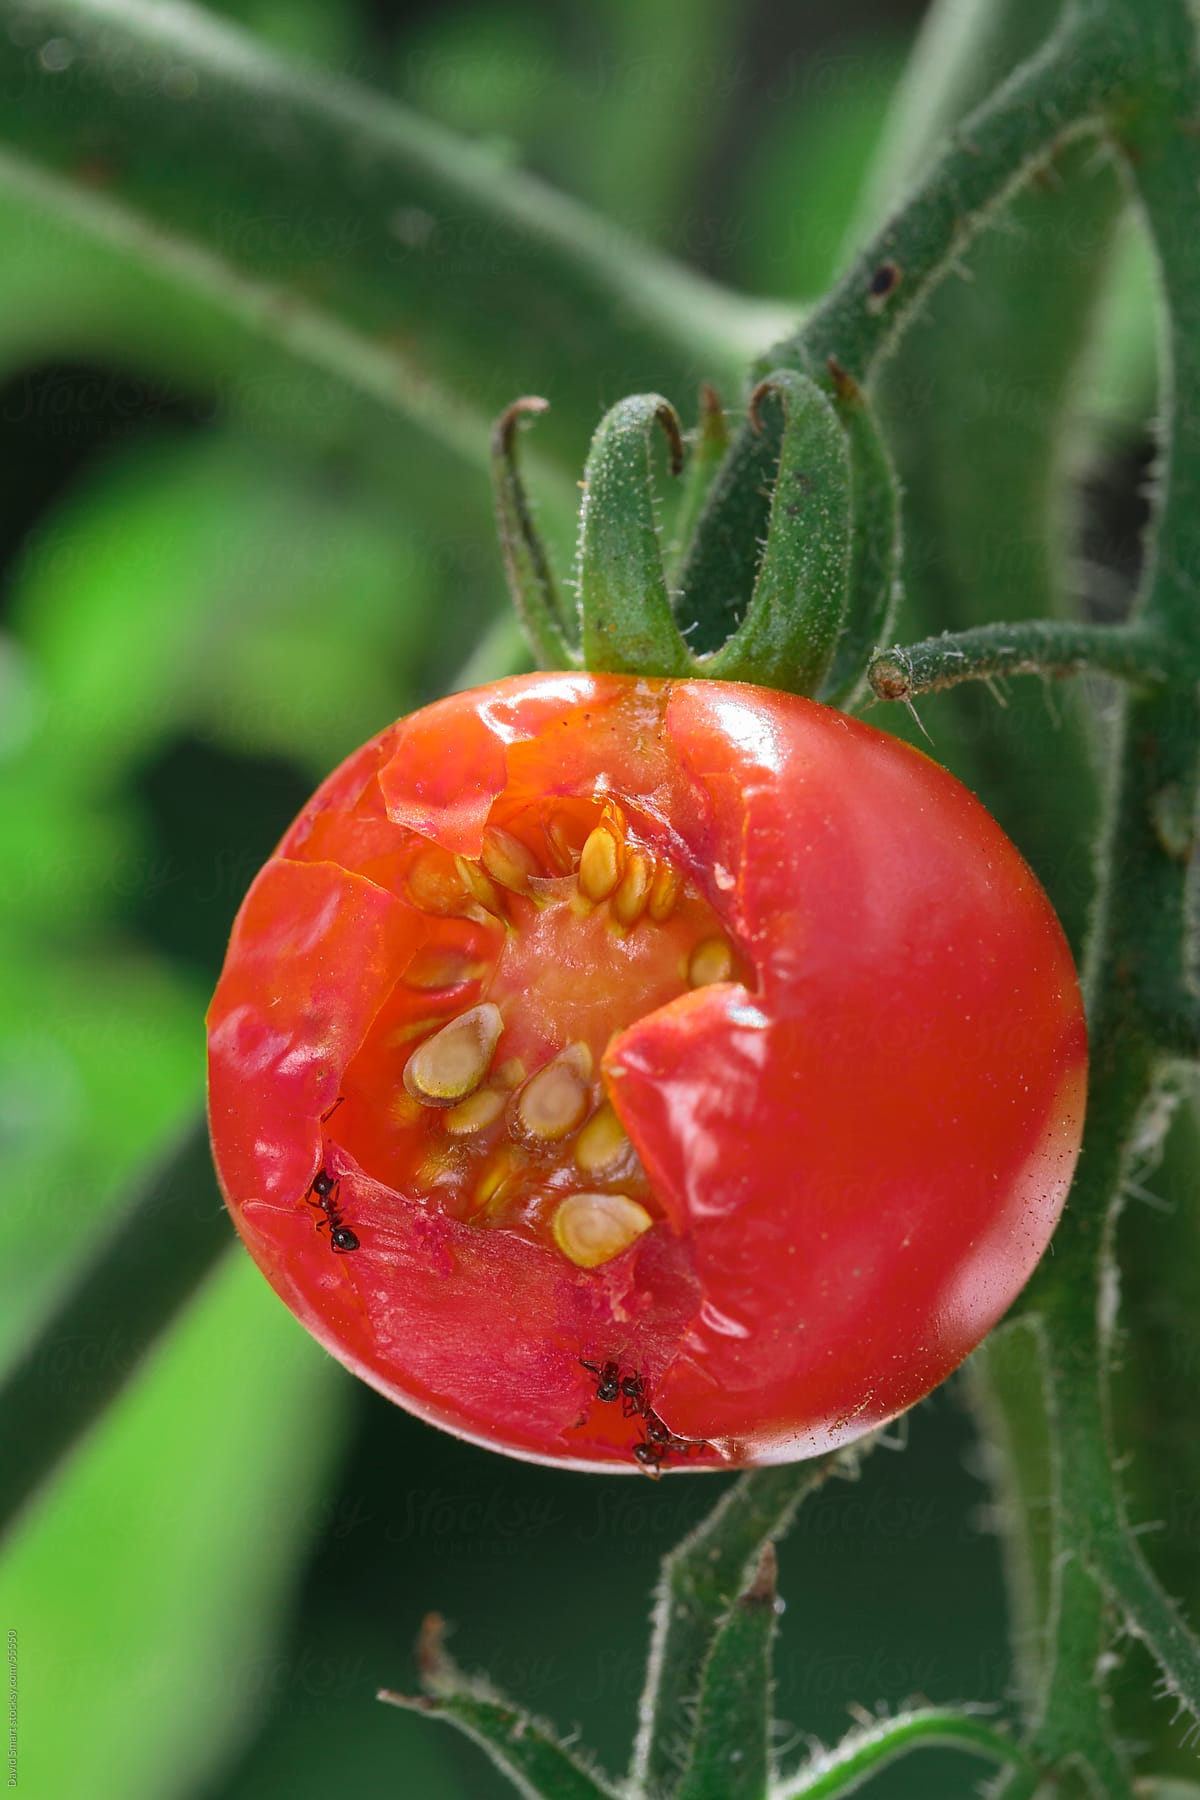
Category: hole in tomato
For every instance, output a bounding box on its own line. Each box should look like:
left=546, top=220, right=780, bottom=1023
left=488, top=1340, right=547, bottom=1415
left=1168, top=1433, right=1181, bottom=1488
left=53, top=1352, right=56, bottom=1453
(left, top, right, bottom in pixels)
left=330, top=790, right=751, bottom=1268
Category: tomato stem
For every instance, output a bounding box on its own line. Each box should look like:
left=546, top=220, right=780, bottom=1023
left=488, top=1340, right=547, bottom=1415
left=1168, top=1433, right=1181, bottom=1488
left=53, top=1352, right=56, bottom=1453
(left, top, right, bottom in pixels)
left=867, top=622, right=1170, bottom=706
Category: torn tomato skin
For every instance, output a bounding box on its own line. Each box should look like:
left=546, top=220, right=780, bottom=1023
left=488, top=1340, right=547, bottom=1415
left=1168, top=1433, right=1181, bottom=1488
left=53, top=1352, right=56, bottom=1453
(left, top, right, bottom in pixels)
left=207, top=672, right=1088, bottom=1472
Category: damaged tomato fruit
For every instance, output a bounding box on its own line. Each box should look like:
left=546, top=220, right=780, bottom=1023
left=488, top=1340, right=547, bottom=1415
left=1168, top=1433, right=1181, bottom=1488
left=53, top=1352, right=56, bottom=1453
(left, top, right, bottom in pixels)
left=207, top=673, right=1087, bottom=1472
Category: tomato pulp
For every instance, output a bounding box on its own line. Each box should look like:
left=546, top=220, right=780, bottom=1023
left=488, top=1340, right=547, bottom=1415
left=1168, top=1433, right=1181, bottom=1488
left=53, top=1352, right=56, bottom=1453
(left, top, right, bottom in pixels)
left=207, top=674, right=1087, bottom=1472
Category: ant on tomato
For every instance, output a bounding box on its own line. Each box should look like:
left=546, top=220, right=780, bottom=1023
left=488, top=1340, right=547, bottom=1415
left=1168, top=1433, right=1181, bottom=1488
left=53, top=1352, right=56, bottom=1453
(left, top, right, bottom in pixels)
left=580, top=1358, right=710, bottom=1474
left=307, top=1168, right=359, bottom=1254
left=580, top=1358, right=622, bottom=1402
left=619, top=1371, right=650, bottom=1417
left=633, top=1437, right=666, bottom=1477
left=580, top=1357, right=652, bottom=1413
left=633, top=1408, right=711, bottom=1475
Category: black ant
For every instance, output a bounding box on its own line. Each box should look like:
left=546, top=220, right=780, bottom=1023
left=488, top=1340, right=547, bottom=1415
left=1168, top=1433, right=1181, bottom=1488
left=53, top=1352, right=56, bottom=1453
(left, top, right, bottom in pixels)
left=580, top=1358, right=622, bottom=1403
left=307, top=1168, right=359, bottom=1253
left=619, top=1372, right=650, bottom=1417
left=581, top=1358, right=710, bottom=1474
left=632, top=1419, right=711, bottom=1476
left=633, top=1437, right=666, bottom=1478
left=580, top=1358, right=651, bottom=1414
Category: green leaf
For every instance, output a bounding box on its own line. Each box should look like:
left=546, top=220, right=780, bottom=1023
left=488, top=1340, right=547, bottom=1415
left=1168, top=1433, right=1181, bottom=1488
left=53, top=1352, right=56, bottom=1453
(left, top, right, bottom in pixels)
left=677, top=1543, right=779, bottom=1800
left=631, top=1458, right=844, bottom=1799
left=7, top=431, right=456, bottom=796
left=0, top=1249, right=346, bottom=1800
left=0, top=1117, right=229, bottom=1543
left=705, top=369, right=851, bottom=694
left=0, top=949, right=201, bottom=1365
left=578, top=394, right=694, bottom=677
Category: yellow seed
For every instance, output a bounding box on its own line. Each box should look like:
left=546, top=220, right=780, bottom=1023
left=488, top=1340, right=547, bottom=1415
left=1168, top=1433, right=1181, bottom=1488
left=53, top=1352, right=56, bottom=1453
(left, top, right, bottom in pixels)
left=580, top=825, right=623, bottom=902
left=512, top=1044, right=593, bottom=1142
left=612, top=852, right=651, bottom=927
left=444, top=1087, right=506, bottom=1136
left=545, top=814, right=581, bottom=872
left=647, top=862, right=681, bottom=922
left=481, top=825, right=540, bottom=894
left=493, top=1057, right=527, bottom=1092
left=404, top=1002, right=504, bottom=1106
left=473, top=1148, right=512, bottom=1211
left=688, top=937, right=733, bottom=987
left=574, top=1102, right=632, bottom=1178
left=402, top=946, right=480, bottom=991
left=552, top=1193, right=654, bottom=1269
left=406, top=849, right=469, bottom=915
left=387, top=1014, right=445, bottom=1048
left=455, top=855, right=503, bottom=914
left=418, top=1148, right=460, bottom=1187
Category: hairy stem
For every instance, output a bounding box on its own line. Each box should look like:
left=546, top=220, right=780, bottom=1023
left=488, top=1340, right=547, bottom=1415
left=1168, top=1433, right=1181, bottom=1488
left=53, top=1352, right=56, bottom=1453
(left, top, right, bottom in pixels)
left=774, top=1707, right=1033, bottom=1799
left=0, top=0, right=777, bottom=470
left=767, top=4, right=1123, bottom=385
left=868, top=622, right=1168, bottom=704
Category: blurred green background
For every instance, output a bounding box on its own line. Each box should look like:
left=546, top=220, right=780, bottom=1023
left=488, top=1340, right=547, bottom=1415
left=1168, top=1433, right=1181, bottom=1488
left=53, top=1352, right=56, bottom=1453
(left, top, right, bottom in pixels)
left=0, top=1, right=1185, bottom=1795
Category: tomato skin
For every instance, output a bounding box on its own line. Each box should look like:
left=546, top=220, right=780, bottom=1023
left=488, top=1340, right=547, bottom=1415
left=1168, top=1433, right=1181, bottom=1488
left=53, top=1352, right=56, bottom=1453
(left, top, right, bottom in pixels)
left=207, top=673, right=1087, bottom=1470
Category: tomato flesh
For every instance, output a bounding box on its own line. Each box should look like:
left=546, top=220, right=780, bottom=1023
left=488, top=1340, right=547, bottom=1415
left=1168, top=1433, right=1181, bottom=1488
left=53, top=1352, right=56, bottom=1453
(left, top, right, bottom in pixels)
left=207, top=674, right=1087, bottom=1472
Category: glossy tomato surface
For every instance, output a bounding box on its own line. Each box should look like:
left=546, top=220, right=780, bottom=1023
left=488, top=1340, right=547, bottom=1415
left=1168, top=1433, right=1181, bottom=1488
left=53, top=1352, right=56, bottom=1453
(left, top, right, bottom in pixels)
left=207, top=674, right=1087, bottom=1472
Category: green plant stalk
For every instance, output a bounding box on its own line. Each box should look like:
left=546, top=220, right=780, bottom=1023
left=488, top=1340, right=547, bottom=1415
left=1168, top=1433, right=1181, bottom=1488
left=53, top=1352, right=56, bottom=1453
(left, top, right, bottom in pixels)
left=772, top=6, right=1125, bottom=387
left=676, top=1543, right=778, bottom=1800
left=998, top=4, right=1200, bottom=1769
left=379, top=1611, right=622, bottom=1800
left=966, top=1322, right=1056, bottom=1721
left=632, top=1457, right=843, bottom=1798
left=378, top=1691, right=619, bottom=1800
left=867, top=622, right=1168, bottom=703
left=859, top=0, right=1138, bottom=1758
left=677, top=0, right=1120, bottom=669
left=1106, top=1100, right=1200, bottom=1774
left=0, top=0, right=781, bottom=473
left=859, top=0, right=1126, bottom=972
left=773, top=1708, right=1033, bottom=1799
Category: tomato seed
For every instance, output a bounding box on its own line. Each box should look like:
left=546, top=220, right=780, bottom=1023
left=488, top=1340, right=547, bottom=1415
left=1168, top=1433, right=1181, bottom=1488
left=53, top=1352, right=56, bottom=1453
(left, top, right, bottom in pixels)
left=404, top=1002, right=504, bottom=1105
left=688, top=937, right=733, bottom=987
left=552, top=1192, right=653, bottom=1268
left=579, top=824, right=623, bottom=901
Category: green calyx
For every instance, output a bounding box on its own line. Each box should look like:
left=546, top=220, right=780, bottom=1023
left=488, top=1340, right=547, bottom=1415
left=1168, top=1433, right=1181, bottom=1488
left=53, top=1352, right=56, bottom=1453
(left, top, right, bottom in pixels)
left=490, top=370, right=900, bottom=698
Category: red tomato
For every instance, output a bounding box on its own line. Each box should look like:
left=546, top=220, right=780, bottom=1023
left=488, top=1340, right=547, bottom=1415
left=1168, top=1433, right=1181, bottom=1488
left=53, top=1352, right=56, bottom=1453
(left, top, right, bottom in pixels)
left=207, top=674, right=1086, bottom=1472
